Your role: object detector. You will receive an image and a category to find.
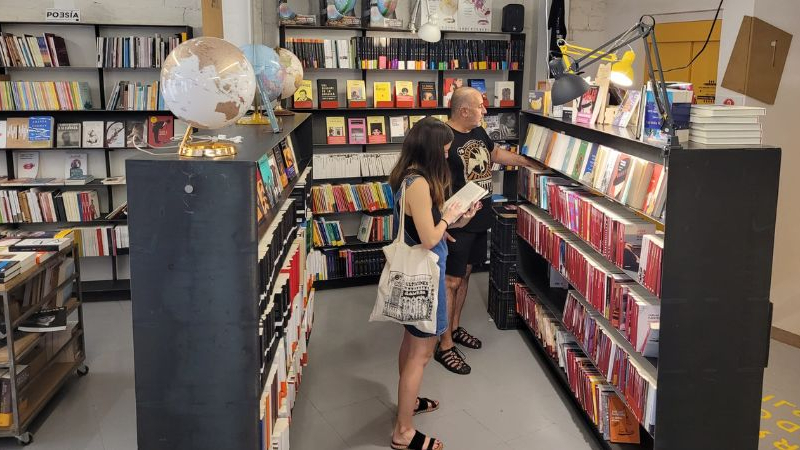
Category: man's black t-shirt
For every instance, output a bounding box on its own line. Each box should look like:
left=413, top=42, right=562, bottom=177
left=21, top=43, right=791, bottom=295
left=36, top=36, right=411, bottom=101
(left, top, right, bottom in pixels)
left=447, top=124, right=493, bottom=232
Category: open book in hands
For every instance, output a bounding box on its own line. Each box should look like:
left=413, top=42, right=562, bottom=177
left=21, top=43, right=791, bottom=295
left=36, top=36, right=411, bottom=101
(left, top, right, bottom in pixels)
left=444, top=182, right=488, bottom=219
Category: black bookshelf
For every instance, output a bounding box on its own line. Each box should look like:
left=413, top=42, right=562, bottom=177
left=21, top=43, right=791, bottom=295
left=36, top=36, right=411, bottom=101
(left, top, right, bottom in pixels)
left=0, top=21, right=193, bottom=298
left=127, top=113, right=312, bottom=449
left=515, top=110, right=781, bottom=449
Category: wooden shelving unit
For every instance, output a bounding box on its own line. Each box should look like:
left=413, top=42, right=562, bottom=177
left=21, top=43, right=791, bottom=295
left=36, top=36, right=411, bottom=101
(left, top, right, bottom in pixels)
left=0, top=244, right=87, bottom=445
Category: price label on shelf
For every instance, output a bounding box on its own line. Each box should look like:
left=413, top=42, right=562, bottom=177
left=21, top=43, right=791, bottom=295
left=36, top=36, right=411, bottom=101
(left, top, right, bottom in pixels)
left=45, top=8, right=81, bottom=23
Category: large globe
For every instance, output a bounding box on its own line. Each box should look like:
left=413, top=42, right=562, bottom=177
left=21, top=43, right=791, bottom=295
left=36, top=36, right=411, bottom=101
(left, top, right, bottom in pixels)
left=160, top=37, right=256, bottom=129
left=241, top=44, right=284, bottom=102
left=276, top=48, right=304, bottom=100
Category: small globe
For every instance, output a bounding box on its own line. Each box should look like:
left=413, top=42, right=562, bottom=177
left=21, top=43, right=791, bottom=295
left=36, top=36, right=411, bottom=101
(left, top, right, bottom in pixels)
left=276, top=48, right=304, bottom=100
left=334, top=0, right=356, bottom=14
left=160, top=37, right=256, bottom=129
left=377, top=0, right=398, bottom=16
left=241, top=44, right=285, bottom=102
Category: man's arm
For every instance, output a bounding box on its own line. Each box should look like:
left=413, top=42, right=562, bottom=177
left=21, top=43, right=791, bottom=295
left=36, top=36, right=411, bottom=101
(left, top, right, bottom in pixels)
left=491, top=143, right=535, bottom=168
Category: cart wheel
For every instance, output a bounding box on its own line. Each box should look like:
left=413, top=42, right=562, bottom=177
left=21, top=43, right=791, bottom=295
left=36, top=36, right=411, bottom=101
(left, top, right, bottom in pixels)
left=16, top=432, right=32, bottom=446
left=77, top=365, right=89, bottom=377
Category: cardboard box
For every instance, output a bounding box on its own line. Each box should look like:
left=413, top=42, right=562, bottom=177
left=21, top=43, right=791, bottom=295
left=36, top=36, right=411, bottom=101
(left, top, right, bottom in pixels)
left=721, top=16, right=793, bottom=105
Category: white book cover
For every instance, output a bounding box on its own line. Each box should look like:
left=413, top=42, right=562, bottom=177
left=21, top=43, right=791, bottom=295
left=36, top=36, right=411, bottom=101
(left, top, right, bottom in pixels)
left=17, top=152, right=39, bottom=178
left=444, top=181, right=488, bottom=217
left=493, top=81, right=515, bottom=107
left=65, top=153, right=88, bottom=179
left=691, top=104, right=766, bottom=117
left=82, top=121, right=104, bottom=148
left=0, top=121, right=6, bottom=149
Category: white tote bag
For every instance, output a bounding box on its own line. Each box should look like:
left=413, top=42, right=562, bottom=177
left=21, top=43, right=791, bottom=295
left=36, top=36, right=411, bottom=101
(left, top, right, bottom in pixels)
left=369, top=180, right=440, bottom=334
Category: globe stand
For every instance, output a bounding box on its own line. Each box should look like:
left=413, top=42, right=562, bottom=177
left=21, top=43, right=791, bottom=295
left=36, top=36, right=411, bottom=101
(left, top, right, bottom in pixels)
left=237, top=110, right=272, bottom=125
left=178, top=127, right=238, bottom=158
left=274, top=103, right=295, bottom=116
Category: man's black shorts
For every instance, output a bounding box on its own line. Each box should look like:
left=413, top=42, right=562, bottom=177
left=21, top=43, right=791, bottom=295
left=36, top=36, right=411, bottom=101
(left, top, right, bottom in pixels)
left=445, top=229, right=488, bottom=277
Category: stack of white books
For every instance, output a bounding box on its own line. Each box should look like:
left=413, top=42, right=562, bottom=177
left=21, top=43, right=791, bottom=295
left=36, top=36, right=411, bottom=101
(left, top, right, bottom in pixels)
left=689, top=105, right=766, bottom=145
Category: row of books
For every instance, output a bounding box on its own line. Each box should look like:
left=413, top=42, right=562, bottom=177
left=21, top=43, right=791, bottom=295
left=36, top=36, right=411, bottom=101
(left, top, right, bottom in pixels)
left=688, top=105, right=766, bottom=145
left=515, top=284, right=651, bottom=443
left=295, top=78, right=515, bottom=109
left=285, top=38, right=355, bottom=69
left=286, top=36, right=523, bottom=71
left=255, top=137, right=300, bottom=222
left=307, top=247, right=385, bottom=280
left=324, top=114, right=447, bottom=145
left=0, top=234, right=74, bottom=286
left=96, top=34, right=183, bottom=68
left=517, top=205, right=659, bottom=330
left=312, top=152, right=398, bottom=179
left=0, top=116, right=177, bottom=149
left=309, top=182, right=393, bottom=214
left=519, top=166, right=658, bottom=276
left=356, top=214, right=394, bottom=243
left=638, top=235, right=663, bottom=298
left=0, top=81, right=93, bottom=111
left=522, top=123, right=668, bottom=219
left=0, top=189, right=101, bottom=224
left=0, top=32, right=70, bottom=68
left=106, top=81, right=166, bottom=111
left=310, top=218, right=345, bottom=247
left=260, top=233, right=313, bottom=449
left=71, top=225, right=129, bottom=257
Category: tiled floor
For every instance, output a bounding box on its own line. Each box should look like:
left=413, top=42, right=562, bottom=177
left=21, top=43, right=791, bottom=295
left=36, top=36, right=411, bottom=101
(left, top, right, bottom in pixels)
left=0, top=274, right=797, bottom=449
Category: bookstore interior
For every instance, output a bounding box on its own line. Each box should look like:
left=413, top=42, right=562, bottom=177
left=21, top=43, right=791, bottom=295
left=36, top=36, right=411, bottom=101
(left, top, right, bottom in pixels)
left=0, top=0, right=797, bottom=449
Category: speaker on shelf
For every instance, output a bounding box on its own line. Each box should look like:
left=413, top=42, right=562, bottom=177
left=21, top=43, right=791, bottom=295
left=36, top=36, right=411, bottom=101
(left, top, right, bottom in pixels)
left=501, top=4, right=525, bottom=32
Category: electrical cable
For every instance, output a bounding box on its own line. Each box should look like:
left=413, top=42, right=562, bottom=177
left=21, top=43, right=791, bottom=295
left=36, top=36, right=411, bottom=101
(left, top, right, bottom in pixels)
left=659, top=0, right=724, bottom=73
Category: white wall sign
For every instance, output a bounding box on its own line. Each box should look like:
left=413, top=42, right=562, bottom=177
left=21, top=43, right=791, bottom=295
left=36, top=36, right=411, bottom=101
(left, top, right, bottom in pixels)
left=45, top=8, right=81, bottom=23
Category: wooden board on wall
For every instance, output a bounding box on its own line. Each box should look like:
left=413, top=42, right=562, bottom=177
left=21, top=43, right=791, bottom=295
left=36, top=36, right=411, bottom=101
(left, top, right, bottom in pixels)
left=645, top=20, right=721, bottom=104
left=202, top=0, right=224, bottom=38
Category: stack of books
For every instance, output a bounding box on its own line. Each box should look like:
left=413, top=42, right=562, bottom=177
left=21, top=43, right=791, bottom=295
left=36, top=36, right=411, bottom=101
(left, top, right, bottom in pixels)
left=688, top=105, right=766, bottom=145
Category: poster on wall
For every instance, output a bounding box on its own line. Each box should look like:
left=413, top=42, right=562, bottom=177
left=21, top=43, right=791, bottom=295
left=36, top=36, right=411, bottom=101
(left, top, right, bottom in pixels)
left=457, top=0, right=492, bottom=32
left=423, top=0, right=460, bottom=31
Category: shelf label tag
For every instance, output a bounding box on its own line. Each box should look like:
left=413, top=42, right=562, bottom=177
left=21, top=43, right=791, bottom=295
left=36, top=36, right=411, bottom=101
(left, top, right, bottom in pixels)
left=45, top=8, right=81, bottom=22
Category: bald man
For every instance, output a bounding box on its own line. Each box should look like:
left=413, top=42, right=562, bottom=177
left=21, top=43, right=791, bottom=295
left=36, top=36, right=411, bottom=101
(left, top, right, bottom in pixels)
left=434, top=87, right=535, bottom=375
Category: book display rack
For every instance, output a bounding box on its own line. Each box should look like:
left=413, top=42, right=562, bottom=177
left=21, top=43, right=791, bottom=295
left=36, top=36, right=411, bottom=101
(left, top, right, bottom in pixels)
left=127, top=114, right=316, bottom=450
left=281, top=25, right=524, bottom=285
left=0, top=21, right=192, bottom=299
left=514, top=110, right=781, bottom=449
left=0, top=243, right=87, bottom=445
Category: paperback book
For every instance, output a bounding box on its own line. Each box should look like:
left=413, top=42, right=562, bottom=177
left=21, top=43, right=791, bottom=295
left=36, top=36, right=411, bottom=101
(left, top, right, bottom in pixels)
left=293, top=80, right=313, bottom=108
left=326, top=117, right=346, bottom=144
left=105, top=121, right=126, bottom=148
left=494, top=81, right=515, bottom=107
left=418, top=81, right=437, bottom=108
left=468, top=79, right=488, bottom=107
left=125, top=121, right=146, bottom=148
left=82, top=121, right=104, bottom=148
left=317, top=79, right=339, bottom=108
left=395, top=81, right=414, bottom=107
left=347, top=118, right=367, bottom=144
left=373, top=82, right=393, bottom=107
left=148, top=115, right=174, bottom=147
left=388, top=116, right=408, bottom=143
left=56, top=123, right=81, bottom=148
left=367, top=116, right=386, bottom=144
left=346, top=80, right=366, bottom=107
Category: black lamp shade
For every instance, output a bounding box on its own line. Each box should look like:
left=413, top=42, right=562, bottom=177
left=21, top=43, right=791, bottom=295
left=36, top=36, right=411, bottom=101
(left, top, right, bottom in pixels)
left=552, top=73, right=590, bottom=106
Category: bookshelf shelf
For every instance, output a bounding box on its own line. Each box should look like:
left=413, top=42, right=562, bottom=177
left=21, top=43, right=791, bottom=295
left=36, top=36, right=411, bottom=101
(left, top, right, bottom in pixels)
left=81, top=278, right=130, bottom=293
left=281, top=24, right=523, bottom=35
left=516, top=109, right=781, bottom=449
left=299, top=106, right=520, bottom=113
left=312, top=208, right=392, bottom=216
left=314, top=235, right=391, bottom=249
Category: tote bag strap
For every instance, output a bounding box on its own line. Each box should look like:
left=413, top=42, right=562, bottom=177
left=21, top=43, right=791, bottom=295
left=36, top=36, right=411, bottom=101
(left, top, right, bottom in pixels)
left=395, top=180, right=408, bottom=245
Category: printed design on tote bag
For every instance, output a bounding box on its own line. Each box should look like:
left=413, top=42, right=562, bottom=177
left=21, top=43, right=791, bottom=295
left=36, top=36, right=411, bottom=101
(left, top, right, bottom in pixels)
left=384, top=271, right=435, bottom=321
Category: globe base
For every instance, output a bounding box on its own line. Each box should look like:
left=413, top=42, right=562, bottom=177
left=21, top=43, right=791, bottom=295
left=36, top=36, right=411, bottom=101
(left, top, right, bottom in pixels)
left=237, top=111, right=272, bottom=125
left=178, top=128, right=238, bottom=158
left=274, top=104, right=295, bottom=116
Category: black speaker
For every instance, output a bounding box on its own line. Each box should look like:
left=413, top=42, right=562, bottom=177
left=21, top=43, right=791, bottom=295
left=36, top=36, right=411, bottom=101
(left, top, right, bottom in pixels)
left=501, top=4, right=524, bottom=32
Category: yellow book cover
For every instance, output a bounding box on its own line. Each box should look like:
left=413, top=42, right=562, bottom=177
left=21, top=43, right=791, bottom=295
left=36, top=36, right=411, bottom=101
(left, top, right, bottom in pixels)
left=373, top=82, right=392, bottom=107
left=395, top=81, right=414, bottom=105
left=346, top=80, right=366, bottom=103
left=431, top=114, right=448, bottom=123
left=408, top=115, right=426, bottom=128
left=366, top=116, right=386, bottom=143
left=325, top=117, right=346, bottom=144
left=293, top=80, right=313, bottom=108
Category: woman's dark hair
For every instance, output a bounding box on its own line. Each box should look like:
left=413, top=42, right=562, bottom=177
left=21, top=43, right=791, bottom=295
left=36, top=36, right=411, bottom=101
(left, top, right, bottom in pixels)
left=389, top=117, right=453, bottom=208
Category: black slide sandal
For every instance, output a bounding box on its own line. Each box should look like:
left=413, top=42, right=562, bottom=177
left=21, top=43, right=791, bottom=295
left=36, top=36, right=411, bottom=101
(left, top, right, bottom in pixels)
left=414, top=397, right=439, bottom=416
left=391, top=430, right=444, bottom=450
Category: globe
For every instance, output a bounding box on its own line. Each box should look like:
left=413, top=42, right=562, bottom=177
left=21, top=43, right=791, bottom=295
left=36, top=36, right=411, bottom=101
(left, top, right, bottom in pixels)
left=276, top=48, right=304, bottom=100
left=241, top=44, right=285, bottom=102
left=334, top=0, right=356, bottom=14
left=377, top=0, right=398, bottom=16
left=160, top=37, right=256, bottom=130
